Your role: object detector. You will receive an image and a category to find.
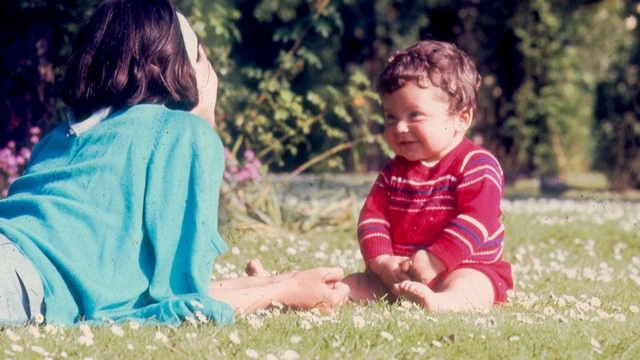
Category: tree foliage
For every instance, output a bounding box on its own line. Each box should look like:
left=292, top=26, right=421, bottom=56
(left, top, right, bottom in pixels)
left=2, top=0, right=640, bottom=189
left=593, top=0, right=640, bottom=190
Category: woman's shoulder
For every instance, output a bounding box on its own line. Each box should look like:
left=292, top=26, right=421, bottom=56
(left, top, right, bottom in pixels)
left=119, top=105, right=219, bottom=143
left=122, top=105, right=211, bottom=130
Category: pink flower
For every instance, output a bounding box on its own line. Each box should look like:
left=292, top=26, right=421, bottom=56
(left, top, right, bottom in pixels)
left=243, top=150, right=255, bottom=162
left=236, top=169, right=251, bottom=183
left=20, top=147, right=31, bottom=159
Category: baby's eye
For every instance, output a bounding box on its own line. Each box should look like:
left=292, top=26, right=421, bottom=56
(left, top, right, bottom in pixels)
left=385, top=115, right=397, bottom=124
left=409, top=112, right=423, bottom=119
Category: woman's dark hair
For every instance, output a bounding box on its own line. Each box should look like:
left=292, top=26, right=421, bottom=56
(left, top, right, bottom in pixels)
left=376, top=40, right=481, bottom=116
left=61, top=0, right=198, bottom=119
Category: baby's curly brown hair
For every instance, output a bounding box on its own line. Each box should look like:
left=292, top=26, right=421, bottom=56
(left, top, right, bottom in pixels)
left=376, top=40, right=481, bottom=116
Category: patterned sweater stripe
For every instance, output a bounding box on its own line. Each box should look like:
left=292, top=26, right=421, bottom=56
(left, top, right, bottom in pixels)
left=461, top=247, right=503, bottom=264
left=391, top=185, right=456, bottom=195
left=459, top=150, right=503, bottom=174
left=388, top=198, right=456, bottom=208
left=456, top=214, right=488, bottom=239
left=488, top=224, right=505, bottom=240
left=357, top=218, right=391, bottom=228
left=390, top=174, right=457, bottom=186
left=358, top=225, right=389, bottom=237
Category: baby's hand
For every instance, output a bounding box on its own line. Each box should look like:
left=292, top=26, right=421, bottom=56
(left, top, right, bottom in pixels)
left=369, top=255, right=411, bottom=290
left=400, top=250, right=446, bottom=285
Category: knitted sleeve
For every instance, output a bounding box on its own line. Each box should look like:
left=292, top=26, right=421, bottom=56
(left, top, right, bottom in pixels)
left=427, top=150, right=505, bottom=271
left=357, top=162, right=394, bottom=267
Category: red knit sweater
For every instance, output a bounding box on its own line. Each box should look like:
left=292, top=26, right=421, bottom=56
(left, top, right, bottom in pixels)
left=358, top=138, right=510, bottom=274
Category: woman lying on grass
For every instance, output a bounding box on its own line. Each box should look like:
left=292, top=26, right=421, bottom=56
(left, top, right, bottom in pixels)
left=0, top=0, right=349, bottom=326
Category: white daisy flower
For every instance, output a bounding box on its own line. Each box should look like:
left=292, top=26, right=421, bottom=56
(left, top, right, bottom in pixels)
left=194, top=311, right=208, bottom=323
left=44, top=324, right=57, bottom=334
left=247, top=315, right=263, bottom=329
left=380, top=331, right=394, bottom=341
left=5, top=329, right=20, bottom=342
left=32, top=313, right=45, bottom=324
left=110, top=325, right=125, bottom=337
left=300, top=319, right=312, bottom=330
left=77, top=335, right=94, bottom=346
left=290, top=335, right=302, bottom=344
left=281, top=349, right=300, bottom=360
left=154, top=331, right=169, bottom=343
left=245, top=349, right=259, bottom=359
left=352, top=315, right=366, bottom=328
left=27, top=325, right=42, bottom=338
left=229, top=331, right=241, bottom=345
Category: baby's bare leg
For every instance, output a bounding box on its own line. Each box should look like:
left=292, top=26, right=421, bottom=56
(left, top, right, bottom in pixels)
left=393, top=268, right=494, bottom=312
left=342, top=272, right=395, bottom=303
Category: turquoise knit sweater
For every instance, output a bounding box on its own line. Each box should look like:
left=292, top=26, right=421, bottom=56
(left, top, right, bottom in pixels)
left=0, top=104, right=234, bottom=325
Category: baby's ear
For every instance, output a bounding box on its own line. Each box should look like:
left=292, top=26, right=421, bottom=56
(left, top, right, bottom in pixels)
left=455, top=107, right=473, bottom=133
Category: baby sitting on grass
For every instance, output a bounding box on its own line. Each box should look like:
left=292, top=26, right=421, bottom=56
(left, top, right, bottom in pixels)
left=341, top=40, right=513, bottom=312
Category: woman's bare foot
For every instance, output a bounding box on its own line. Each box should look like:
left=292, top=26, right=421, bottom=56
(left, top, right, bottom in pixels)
left=245, top=258, right=271, bottom=277
left=394, top=280, right=443, bottom=311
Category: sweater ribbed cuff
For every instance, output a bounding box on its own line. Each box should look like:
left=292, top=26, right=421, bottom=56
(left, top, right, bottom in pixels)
left=427, top=238, right=467, bottom=271
left=360, top=237, right=394, bottom=268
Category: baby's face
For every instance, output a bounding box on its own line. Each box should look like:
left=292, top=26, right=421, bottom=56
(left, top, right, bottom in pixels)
left=382, top=82, right=469, bottom=163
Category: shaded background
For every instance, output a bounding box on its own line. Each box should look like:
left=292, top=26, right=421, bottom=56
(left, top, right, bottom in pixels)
left=1, top=0, right=639, bottom=191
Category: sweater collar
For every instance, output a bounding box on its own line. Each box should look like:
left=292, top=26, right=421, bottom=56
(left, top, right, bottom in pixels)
left=68, top=107, right=112, bottom=136
left=415, top=137, right=472, bottom=170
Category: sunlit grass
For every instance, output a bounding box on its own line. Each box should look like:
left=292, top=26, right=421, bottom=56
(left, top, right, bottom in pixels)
left=2, top=182, right=640, bottom=359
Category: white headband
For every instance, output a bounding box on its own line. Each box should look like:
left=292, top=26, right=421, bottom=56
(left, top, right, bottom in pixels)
left=176, top=12, right=198, bottom=67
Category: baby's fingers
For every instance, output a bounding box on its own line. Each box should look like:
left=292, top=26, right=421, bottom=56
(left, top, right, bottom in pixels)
left=395, top=269, right=412, bottom=282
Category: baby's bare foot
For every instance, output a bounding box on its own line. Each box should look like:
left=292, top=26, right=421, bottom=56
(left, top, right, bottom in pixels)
left=394, top=280, right=442, bottom=311
left=245, top=258, right=271, bottom=277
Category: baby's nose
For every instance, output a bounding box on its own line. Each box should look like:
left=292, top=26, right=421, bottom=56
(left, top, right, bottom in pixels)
left=395, top=120, right=409, bottom=133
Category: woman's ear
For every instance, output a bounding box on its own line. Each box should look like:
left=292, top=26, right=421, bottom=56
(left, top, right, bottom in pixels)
left=455, top=107, right=473, bottom=133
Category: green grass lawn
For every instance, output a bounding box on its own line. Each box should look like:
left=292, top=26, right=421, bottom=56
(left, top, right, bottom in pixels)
left=2, top=191, right=640, bottom=359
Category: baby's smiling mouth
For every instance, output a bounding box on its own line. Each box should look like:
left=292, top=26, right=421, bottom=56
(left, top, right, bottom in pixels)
left=398, top=139, right=419, bottom=146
